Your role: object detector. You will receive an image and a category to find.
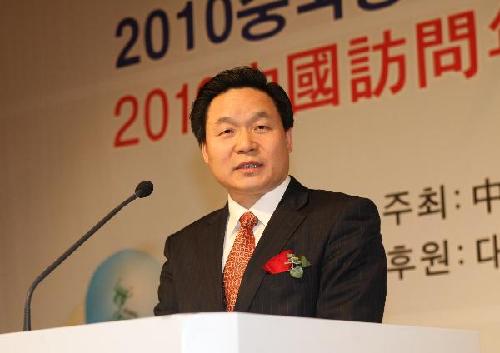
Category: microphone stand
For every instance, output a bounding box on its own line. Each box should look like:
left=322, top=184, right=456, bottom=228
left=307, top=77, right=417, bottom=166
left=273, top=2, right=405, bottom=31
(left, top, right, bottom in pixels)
left=23, top=193, right=138, bottom=331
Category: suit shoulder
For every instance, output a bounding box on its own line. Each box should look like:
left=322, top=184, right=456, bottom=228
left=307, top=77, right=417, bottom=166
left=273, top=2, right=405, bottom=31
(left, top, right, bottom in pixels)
left=306, top=187, right=379, bottom=216
left=167, top=207, right=226, bottom=243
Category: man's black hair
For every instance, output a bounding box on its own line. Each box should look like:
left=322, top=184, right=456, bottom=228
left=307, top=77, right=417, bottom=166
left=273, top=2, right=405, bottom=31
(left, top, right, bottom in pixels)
left=190, top=66, right=294, bottom=145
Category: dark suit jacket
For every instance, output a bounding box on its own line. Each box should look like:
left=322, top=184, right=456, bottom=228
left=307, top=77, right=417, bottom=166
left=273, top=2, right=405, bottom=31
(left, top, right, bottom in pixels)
left=154, top=177, right=387, bottom=322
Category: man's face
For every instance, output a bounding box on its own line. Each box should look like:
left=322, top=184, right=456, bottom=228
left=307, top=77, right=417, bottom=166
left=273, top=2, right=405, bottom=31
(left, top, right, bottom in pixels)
left=202, top=87, right=292, bottom=205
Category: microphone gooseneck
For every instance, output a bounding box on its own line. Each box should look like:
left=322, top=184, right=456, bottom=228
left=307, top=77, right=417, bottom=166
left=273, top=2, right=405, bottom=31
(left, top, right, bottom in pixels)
left=23, top=181, right=153, bottom=331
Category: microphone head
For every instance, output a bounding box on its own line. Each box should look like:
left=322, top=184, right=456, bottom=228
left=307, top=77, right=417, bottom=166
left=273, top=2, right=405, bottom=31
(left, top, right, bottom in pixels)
left=135, top=181, right=153, bottom=198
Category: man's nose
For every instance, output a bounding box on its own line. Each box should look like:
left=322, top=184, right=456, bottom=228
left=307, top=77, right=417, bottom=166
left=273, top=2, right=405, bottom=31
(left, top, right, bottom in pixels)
left=235, top=130, right=256, bottom=153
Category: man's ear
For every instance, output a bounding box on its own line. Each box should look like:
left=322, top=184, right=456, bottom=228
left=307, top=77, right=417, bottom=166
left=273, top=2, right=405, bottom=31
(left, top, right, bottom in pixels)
left=201, top=142, right=209, bottom=163
left=285, top=127, right=293, bottom=153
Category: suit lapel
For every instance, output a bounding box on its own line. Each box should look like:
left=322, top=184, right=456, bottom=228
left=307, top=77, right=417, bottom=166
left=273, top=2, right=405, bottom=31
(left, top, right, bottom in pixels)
left=200, top=206, right=227, bottom=311
left=235, top=177, right=309, bottom=312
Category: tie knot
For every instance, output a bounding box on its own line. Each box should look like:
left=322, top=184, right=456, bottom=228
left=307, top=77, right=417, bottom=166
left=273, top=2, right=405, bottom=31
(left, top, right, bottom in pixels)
left=239, top=211, right=257, bottom=230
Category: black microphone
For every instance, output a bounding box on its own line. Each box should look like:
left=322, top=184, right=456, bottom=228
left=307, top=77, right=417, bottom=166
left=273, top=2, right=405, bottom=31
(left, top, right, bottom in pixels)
left=23, top=181, right=154, bottom=331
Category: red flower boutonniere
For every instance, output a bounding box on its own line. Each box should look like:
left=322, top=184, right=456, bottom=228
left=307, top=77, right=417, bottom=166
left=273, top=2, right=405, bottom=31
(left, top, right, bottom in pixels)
left=263, top=250, right=311, bottom=279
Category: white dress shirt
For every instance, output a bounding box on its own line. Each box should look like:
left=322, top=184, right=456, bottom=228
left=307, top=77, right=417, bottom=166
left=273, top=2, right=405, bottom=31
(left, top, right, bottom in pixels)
left=222, top=176, right=291, bottom=269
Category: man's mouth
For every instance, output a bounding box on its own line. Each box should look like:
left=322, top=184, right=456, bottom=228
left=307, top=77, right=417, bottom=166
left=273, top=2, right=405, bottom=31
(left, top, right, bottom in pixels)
left=235, top=162, right=263, bottom=170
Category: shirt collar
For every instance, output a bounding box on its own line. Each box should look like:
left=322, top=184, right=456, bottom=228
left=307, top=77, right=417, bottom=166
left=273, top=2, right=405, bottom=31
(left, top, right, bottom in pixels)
left=227, top=176, right=291, bottom=233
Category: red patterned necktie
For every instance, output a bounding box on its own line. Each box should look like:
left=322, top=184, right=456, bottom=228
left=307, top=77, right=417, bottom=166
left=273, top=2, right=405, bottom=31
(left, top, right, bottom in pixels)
left=223, top=211, right=258, bottom=312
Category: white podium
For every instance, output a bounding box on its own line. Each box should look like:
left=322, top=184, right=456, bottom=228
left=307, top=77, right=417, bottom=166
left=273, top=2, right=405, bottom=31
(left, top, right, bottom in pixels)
left=0, top=313, right=480, bottom=353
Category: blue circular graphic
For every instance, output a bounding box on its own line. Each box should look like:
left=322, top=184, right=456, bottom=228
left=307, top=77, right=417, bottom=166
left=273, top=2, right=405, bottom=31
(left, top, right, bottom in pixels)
left=85, top=249, right=160, bottom=323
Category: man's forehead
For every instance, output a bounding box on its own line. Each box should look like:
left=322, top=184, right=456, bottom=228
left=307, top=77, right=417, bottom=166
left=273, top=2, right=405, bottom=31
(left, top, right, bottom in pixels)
left=210, top=87, right=272, bottom=105
left=212, top=112, right=270, bottom=125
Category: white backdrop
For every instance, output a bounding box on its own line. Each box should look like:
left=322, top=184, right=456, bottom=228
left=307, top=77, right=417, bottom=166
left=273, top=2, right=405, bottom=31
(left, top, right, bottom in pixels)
left=1, top=0, right=499, bottom=352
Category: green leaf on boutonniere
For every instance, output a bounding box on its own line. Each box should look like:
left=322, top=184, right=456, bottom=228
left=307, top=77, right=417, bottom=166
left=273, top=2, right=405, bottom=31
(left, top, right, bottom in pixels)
left=300, top=256, right=311, bottom=267
left=289, top=266, right=303, bottom=278
left=284, top=252, right=310, bottom=279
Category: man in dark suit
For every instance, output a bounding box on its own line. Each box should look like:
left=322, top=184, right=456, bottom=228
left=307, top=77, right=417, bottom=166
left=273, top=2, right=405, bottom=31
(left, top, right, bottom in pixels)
left=154, top=67, right=387, bottom=322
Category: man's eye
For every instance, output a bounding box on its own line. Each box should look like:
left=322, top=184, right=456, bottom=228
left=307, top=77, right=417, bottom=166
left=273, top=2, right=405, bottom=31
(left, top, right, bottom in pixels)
left=255, top=125, right=270, bottom=132
left=218, top=129, right=233, bottom=136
